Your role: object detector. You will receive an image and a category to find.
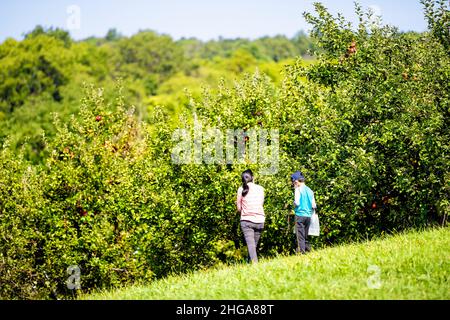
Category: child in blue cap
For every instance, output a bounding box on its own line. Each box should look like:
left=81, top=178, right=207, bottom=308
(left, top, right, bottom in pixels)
left=291, top=171, right=316, bottom=254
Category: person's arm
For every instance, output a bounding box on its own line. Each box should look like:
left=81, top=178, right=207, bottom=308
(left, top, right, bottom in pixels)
left=236, top=188, right=242, bottom=212
left=261, top=186, right=265, bottom=205
left=294, top=187, right=300, bottom=207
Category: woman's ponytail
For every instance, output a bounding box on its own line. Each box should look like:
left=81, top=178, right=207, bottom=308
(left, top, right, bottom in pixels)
left=242, top=180, right=249, bottom=197
left=241, top=169, right=254, bottom=197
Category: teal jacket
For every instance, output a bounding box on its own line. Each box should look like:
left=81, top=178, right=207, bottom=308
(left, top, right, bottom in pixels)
left=294, top=184, right=316, bottom=217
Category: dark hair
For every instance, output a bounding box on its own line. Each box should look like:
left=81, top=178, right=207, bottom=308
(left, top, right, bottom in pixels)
left=241, top=169, right=254, bottom=197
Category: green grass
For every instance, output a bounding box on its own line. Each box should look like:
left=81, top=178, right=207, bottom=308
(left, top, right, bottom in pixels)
left=83, top=227, right=450, bottom=300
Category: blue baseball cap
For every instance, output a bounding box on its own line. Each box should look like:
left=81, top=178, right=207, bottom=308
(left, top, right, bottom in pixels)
left=291, top=171, right=305, bottom=182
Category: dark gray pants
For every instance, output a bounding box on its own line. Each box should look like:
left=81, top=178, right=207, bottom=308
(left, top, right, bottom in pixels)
left=295, top=216, right=311, bottom=254
left=240, top=221, right=264, bottom=263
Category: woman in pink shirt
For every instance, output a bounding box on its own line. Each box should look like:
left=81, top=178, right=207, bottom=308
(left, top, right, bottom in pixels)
left=236, top=169, right=265, bottom=263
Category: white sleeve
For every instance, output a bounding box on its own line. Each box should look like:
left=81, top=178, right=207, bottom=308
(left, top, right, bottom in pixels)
left=294, top=188, right=300, bottom=207
left=236, top=187, right=243, bottom=212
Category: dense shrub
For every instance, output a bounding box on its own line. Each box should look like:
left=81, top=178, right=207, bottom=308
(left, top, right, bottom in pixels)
left=1, top=85, right=152, bottom=299
left=0, top=1, right=448, bottom=299
left=0, top=143, right=46, bottom=299
left=287, top=1, right=449, bottom=240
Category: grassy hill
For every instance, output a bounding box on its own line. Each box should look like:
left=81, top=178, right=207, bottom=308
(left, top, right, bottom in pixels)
left=83, top=227, right=449, bottom=300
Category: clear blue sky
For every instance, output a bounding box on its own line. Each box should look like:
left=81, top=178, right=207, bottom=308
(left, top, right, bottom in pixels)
left=0, top=0, right=428, bottom=42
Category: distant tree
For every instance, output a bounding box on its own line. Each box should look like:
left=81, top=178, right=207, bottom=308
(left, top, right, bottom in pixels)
left=105, top=28, right=123, bottom=42
left=292, top=30, right=316, bottom=56
left=24, top=25, right=72, bottom=48
left=113, top=30, right=185, bottom=94
left=225, top=48, right=257, bottom=73
left=254, top=35, right=298, bottom=61
left=177, top=37, right=204, bottom=60
left=0, top=35, right=72, bottom=113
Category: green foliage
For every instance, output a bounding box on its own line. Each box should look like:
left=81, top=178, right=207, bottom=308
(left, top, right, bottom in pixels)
left=421, top=0, right=450, bottom=52
left=0, top=35, right=71, bottom=113
left=0, top=27, right=312, bottom=164
left=112, top=30, right=185, bottom=95
left=0, top=141, right=46, bottom=299
left=41, top=85, right=152, bottom=295
left=0, top=1, right=448, bottom=300
left=222, top=49, right=258, bottom=73
left=178, top=33, right=315, bottom=61
left=1, top=85, right=157, bottom=299
left=24, top=25, right=73, bottom=47
left=105, top=28, right=123, bottom=42
left=288, top=1, right=449, bottom=241
left=254, top=35, right=300, bottom=62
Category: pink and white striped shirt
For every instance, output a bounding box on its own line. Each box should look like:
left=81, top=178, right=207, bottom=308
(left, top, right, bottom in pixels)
left=236, top=182, right=265, bottom=224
